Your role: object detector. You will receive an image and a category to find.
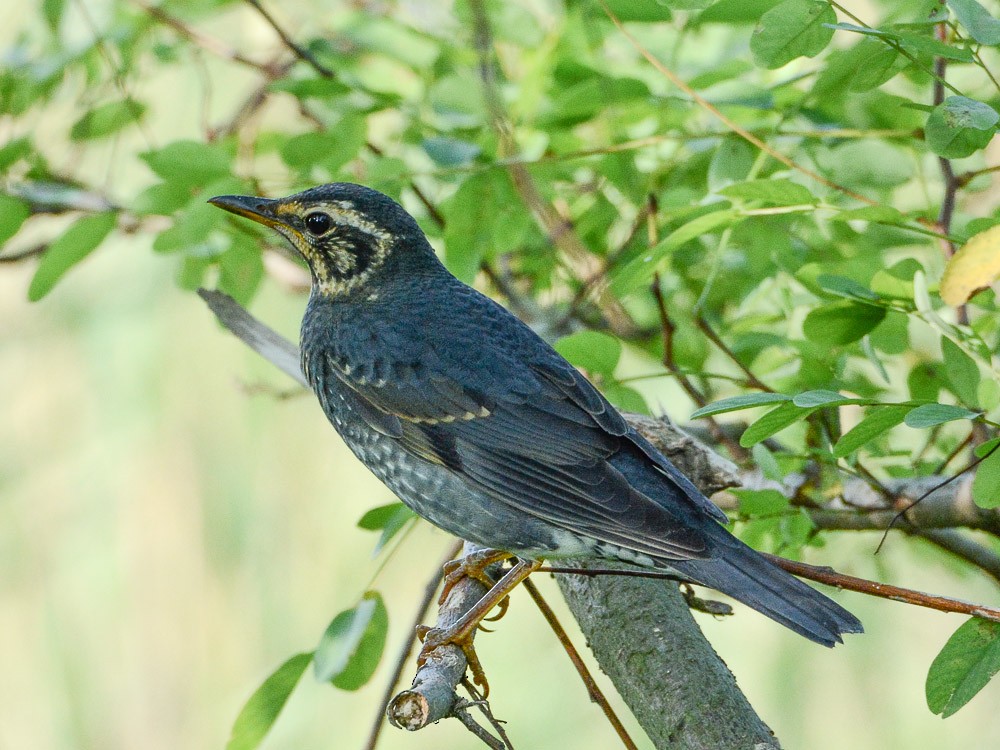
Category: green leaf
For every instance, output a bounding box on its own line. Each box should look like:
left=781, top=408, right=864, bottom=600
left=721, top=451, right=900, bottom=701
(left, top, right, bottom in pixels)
left=751, top=442, right=784, bottom=480
left=699, top=0, right=784, bottom=24
left=661, top=0, right=715, bottom=8
left=750, top=0, right=836, bottom=69
left=904, top=403, right=980, bottom=428
left=422, top=137, right=480, bottom=167
left=848, top=38, right=900, bottom=92
left=226, top=652, right=312, bottom=750
left=925, top=96, right=999, bottom=159
left=314, top=592, right=389, bottom=690
left=0, top=136, right=32, bottom=172
left=821, top=141, right=912, bottom=188
left=443, top=173, right=510, bottom=283
left=280, top=132, right=339, bottom=169
left=69, top=98, right=146, bottom=141
left=732, top=488, right=789, bottom=515
left=979, top=379, right=1000, bottom=411
left=42, top=0, right=64, bottom=30
left=833, top=405, right=910, bottom=457
left=871, top=258, right=923, bottom=298
left=611, top=209, right=740, bottom=295
left=895, top=31, right=975, bottom=62
left=740, top=402, right=815, bottom=447
left=832, top=205, right=905, bottom=224
left=604, top=0, right=673, bottom=22
left=802, top=301, right=886, bottom=346
left=941, top=337, right=980, bottom=408
left=909, top=362, right=942, bottom=402
left=269, top=76, right=351, bottom=100
left=132, top=181, right=193, bottom=216
left=948, top=0, right=1000, bottom=45
left=555, top=331, right=622, bottom=376
left=975, top=437, right=1000, bottom=458
left=973, top=446, right=1000, bottom=509
left=717, top=179, right=816, bottom=206
left=541, top=77, right=651, bottom=126
left=927, top=618, right=1000, bottom=717
left=357, top=502, right=416, bottom=554
left=708, top=135, right=756, bottom=189
left=141, top=140, right=232, bottom=185
left=791, top=390, right=858, bottom=408
left=0, top=194, right=31, bottom=245
left=281, top=118, right=366, bottom=174
left=218, top=236, right=264, bottom=305
left=602, top=382, right=650, bottom=414
left=28, top=212, right=117, bottom=301
left=815, top=274, right=881, bottom=303
left=690, top=392, right=791, bottom=418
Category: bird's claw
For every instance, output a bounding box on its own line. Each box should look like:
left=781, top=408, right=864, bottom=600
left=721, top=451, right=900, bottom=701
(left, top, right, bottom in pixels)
left=438, top=548, right=513, bottom=605
left=681, top=583, right=733, bottom=617
left=416, top=624, right=492, bottom=697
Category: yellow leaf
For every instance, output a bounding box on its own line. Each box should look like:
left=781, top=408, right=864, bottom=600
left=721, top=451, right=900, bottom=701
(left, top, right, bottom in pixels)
left=940, top=225, right=1000, bottom=306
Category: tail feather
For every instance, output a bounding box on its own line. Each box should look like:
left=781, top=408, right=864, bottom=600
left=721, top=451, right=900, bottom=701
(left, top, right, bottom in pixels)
left=670, top=536, right=863, bottom=646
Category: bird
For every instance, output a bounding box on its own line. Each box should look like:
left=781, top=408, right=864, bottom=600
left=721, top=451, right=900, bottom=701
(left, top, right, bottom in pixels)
left=209, top=182, right=862, bottom=666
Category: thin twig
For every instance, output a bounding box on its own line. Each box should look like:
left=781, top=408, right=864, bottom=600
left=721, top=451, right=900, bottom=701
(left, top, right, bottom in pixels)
left=460, top=678, right=516, bottom=750
left=932, top=20, right=968, bottom=326
left=241, top=0, right=335, bottom=77
left=651, top=275, right=748, bottom=461
left=451, top=703, right=507, bottom=750
left=763, top=553, right=1000, bottom=623
left=546, top=560, right=1000, bottom=624
left=694, top=316, right=771, bottom=392
left=129, top=0, right=277, bottom=73
left=210, top=60, right=295, bottom=140
left=562, top=194, right=657, bottom=326
left=0, top=244, right=46, bottom=263
left=932, top=431, right=975, bottom=476
left=522, top=579, right=639, bottom=750
left=362, top=541, right=460, bottom=750
left=916, top=530, right=1000, bottom=586
left=876, top=441, right=1000, bottom=553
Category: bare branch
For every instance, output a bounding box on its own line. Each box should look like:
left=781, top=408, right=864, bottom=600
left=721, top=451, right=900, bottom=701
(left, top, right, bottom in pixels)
left=765, top=554, right=1000, bottom=623
left=363, top=541, right=460, bottom=750
left=129, top=0, right=278, bottom=74
left=385, top=541, right=502, bottom=731
left=241, top=0, right=335, bottom=78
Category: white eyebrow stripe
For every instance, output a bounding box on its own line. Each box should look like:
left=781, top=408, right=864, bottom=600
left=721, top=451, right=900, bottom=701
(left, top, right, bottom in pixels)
left=329, top=206, right=390, bottom=241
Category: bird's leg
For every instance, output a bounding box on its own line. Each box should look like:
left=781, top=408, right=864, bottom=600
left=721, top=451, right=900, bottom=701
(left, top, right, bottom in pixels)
left=418, top=558, right=542, bottom=697
left=438, top=548, right=515, bottom=605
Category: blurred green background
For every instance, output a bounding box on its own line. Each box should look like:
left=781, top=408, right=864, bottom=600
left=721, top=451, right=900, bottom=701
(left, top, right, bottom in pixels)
left=4, top=0, right=1000, bottom=748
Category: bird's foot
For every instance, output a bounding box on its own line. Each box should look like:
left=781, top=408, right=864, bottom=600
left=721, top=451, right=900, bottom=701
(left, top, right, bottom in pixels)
left=417, top=557, right=542, bottom=698
left=439, top=548, right=515, bottom=606
left=417, top=624, right=491, bottom=696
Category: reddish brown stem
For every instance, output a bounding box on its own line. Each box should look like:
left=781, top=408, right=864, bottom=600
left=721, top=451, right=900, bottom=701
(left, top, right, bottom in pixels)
left=522, top=579, right=639, bottom=750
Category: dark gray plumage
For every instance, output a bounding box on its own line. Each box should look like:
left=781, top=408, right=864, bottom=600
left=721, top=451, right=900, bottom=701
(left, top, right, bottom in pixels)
left=210, top=183, right=862, bottom=646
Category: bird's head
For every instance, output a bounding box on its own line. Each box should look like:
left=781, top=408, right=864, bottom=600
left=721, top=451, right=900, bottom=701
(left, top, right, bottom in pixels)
left=209, top=183, right=430, bottom=298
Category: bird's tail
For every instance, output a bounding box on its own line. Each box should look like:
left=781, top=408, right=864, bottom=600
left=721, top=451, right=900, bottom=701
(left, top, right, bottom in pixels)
left=670, top=534, right=863, bottom=646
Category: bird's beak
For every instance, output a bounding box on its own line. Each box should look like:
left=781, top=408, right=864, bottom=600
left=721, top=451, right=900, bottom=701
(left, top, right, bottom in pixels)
left=208, top=194, right=284, bottom=230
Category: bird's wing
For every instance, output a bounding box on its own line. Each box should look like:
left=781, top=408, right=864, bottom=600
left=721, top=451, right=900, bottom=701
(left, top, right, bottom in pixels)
left=312, top=334, right=713, bottom=560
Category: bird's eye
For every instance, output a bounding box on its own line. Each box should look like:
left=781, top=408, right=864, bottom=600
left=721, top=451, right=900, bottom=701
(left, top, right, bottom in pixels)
left=305, top=212, right=333, bottom=236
